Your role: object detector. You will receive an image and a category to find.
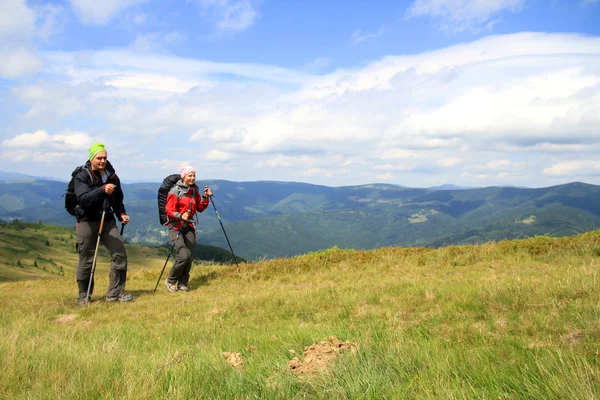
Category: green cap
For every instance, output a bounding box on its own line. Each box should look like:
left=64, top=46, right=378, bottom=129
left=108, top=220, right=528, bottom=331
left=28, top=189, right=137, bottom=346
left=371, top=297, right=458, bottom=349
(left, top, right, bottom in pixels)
left=88, top=142, right=106, bottom=160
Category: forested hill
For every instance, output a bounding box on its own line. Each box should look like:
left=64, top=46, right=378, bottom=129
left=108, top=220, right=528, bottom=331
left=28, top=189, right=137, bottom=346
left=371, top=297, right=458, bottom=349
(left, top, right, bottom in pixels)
left=0, top=221, right=241, bottom=282
left=1, top=177, right=600, bottom=260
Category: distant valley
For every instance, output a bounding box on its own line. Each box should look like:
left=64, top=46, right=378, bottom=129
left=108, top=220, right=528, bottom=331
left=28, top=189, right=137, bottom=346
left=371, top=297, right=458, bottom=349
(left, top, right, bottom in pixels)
left=1, top=171, right=600, bottom=260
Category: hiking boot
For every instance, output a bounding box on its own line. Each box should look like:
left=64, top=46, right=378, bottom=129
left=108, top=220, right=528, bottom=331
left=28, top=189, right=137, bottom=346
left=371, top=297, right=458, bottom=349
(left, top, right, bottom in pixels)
left=106, top=293, right=134, bottom=302
left=165, top=279, right=177, bottom=292
left=77, top=292, right=93, bottom=306
left=178, top=284, right=189, bottom=292
left=77, top=297, right=93, bottom=306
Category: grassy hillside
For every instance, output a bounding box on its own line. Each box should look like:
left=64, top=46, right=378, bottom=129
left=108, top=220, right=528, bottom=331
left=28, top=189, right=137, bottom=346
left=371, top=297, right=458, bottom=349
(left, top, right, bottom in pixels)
left=1, top=230, right=600, bottom=398
left=0, top=221, right=240, bottom=282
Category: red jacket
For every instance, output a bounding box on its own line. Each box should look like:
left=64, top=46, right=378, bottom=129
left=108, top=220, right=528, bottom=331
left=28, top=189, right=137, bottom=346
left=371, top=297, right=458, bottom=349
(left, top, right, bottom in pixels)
left=165, top=181, right=209, bottom=230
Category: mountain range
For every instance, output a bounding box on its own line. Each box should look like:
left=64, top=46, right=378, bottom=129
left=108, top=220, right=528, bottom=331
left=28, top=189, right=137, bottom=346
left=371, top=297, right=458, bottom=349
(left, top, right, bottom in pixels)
left=1, top=170, right=599, bottom=260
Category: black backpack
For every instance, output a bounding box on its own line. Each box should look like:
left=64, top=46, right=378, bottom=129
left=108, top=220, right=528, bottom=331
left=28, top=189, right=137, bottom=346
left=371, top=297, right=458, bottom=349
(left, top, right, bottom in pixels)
left=158, top=174, right=200, bottom=225
left=65, top=165, right=93, bottom=217
left=157, top=174, right=181, bottom=225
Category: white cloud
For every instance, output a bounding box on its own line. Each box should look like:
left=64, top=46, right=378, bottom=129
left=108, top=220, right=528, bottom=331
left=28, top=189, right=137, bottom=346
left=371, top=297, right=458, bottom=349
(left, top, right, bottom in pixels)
left=375, top=164, right=415, bottom=172
left=0, top=47, right=43, bottom=79
left=105, top=73, right=195, bottom=94
left=2, top=130, right=92, bottom=150
left=351, top=27, right=385, bottom=44
left=45, top=49, right=309, bottom=88
left=544, top=161, right=600, bottom=176
left=3, top=130, right=51, bottom=148
left=0, top=1, right=65, bottom=79
left=12, top=83, right=84, bottom=117
left=130, top=158, right=184, bottom=172
left=375, top=173, right=395, bottom=181
left=255, top=155, right=353, bottom=175
left=391, top=66, right=600, bottom=145
left=208, top=127, right=248, bottom=143
left=439, top=158, right=462, bottom=167
left=70, top=0, right=146, bottom=25
left=256, top=154, right=319, bottom=169
left=486, top=159, right=513, bottom=168
left=5, top=32, right=600, bottom=187
left=380, top=149, right=419, bottom=160
left=295, top=32, right=600, bottom=101
left=197, top=0, right=259, bottom=32
left=406, top=0, right=525, bottom=32
left=0, top=0, right=43, bottom=78
left=256, top=155, right=294, bottom=168
left=515, top=143, right=600, bottom=154
left=0, top=0, right=35, bottom=39
left=205, top=149, right=235, bottom=161
left=300, top=168, right=333, bottom=178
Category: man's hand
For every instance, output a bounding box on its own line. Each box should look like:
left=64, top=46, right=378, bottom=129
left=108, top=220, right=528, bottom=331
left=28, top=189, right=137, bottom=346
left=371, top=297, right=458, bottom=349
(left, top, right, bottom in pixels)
left=104, top=183, right=116, bottom=195
left=121, top=214, right=130, bottom=225
left=182, top=211, right=190, bottom=221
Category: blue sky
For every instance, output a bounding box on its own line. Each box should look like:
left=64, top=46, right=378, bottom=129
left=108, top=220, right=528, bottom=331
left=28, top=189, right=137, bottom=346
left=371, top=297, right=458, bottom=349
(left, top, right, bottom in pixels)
left=1, top=0, right=600, bottom=188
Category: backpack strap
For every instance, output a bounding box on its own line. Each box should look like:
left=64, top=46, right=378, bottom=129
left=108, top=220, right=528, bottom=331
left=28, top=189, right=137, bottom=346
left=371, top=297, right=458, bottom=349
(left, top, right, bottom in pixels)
left=83, top=166, right=93, bottom=184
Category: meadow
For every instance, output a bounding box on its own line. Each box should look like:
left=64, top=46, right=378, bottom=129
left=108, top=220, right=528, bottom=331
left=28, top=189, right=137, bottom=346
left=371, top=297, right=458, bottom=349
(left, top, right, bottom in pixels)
left=1, top=227, right=600, bottom=398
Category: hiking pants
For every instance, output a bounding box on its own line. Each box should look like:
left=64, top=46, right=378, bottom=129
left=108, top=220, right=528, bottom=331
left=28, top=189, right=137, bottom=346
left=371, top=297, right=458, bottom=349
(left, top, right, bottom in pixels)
left=76, top=217, right=128, bottom=299
left=167, top=225, right=196, bottom=287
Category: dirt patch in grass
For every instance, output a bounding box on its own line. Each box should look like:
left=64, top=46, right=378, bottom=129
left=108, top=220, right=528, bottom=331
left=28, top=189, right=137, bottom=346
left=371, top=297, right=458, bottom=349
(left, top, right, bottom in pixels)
left=223, top=352, right=244, bottom=369
left=56, top=314, right=77, bottom=323
left=288, top=336, right=355, bottom=374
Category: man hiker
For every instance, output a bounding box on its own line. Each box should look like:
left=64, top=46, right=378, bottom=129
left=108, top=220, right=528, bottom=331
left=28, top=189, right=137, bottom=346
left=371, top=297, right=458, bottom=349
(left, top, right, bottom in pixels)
left=164, top=165, right=212, bottom=292
left=74, top=142, right=133, bottom=305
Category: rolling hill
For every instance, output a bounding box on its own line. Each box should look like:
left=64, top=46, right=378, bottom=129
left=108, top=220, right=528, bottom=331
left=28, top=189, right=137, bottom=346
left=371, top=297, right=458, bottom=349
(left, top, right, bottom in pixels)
left=0, top=221, right=241, bottom=282
left=1, top=175, right=600, bottom=260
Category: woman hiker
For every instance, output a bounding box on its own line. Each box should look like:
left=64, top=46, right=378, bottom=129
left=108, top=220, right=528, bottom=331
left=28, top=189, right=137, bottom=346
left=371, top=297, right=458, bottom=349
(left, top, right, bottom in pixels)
left=164, top=165, right=212, bottom=292
left=73, top=142, right=133, bottom=305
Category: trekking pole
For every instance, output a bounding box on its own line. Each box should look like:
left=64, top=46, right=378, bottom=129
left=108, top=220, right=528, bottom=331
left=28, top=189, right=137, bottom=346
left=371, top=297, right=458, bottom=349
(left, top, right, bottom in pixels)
left=209, top=196, right=239, bottom=270
left=85, top=199, right=108, bottom=306
left=120, top=223, right=125, bottom=237
left=153, top=229, right=181, bottom=293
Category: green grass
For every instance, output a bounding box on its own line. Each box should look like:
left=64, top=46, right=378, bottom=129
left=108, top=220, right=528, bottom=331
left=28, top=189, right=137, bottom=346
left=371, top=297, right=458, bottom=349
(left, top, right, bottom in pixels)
left=0, top=222, right=78, bottom=280
left=1, top=227, right=600, bottom=398
left=0, top=222, right=231, bottom=282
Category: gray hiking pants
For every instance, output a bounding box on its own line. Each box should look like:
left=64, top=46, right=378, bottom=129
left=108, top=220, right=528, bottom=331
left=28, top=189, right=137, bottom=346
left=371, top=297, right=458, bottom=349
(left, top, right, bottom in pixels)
left=167, top=225, right=196, bottom=287
left=76, top=217, right=127, bottom=299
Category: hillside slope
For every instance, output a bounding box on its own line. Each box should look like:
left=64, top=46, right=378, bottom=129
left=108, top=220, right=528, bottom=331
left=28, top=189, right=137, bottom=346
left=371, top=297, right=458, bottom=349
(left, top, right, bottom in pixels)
left=0, top=222, right=240, bottom=282
left=1, top=231, right=600, bottom=398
